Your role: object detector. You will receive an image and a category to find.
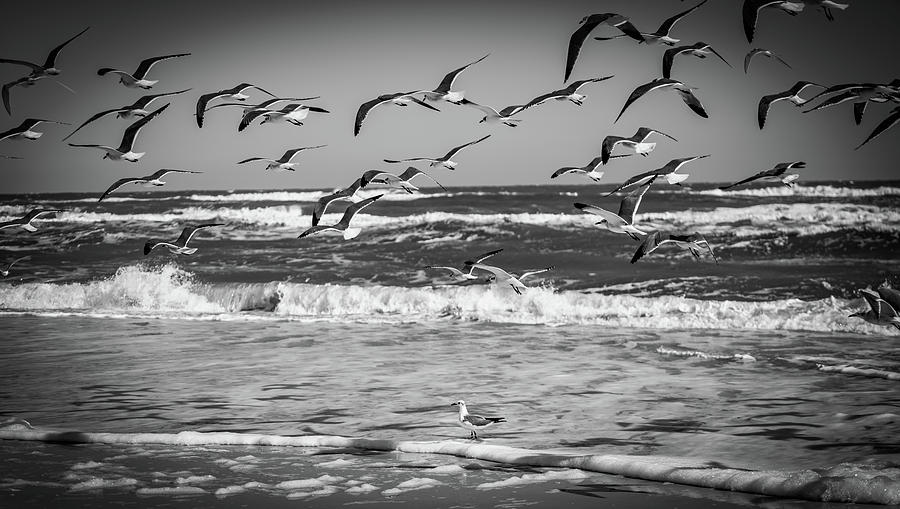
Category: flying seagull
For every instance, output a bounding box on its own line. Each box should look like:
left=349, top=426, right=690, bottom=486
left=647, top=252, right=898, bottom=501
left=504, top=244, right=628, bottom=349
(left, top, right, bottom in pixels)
left=0, top=118, right=69, bottom=142
left=200, top=96, right=318, bottom=127
left=616, top=78, right=707, bottom=122
left=550, top=154, right=628, bottom=182
left=595, top=0, right=709, bottom=46
left=465, top=263, right=551, bottom=295
left=63, top=89, right=190, bottom=141
left=877, top=284, right=900, bottom=313
left=662, top=42, right=731, bottom=79
left=238, top=103, right=329, bottom=132
left=195, top=83, right=277, bottom=127
left=98, top=168, right=202, bottom=202
left=743, top=0, right=849, bottom=43
left=1, top=255, right=30, bottom=277
left=0, top=208, right=62, bottom=232
left=606, top=155, right=709, bottom=196
left=850, top=289, right=900, bottom=330
left=0, top=26, right=90, bottom=78
left=744, top=48, right=792, bottom=73
left=719, top=161, right=806, bottom=190
left=237, top=145, right=326, bottom=171
left=601, top=127, right=678, bottom=165
left=298, top=194, right=383, bottom=240
left=564, top=13, right=644, bottom=82
left=631, top=231, right=718, bottom=264
left=311, top=178, right=364, bottom=227
left=458, top=99, right=526, bottom=127
left=758, top=81, right=824, bottom=129
left=354, top=91, right=440, bottom=136
left=98, top=53, right=190, bottom=89
left=384, top=134, right=490, bottom=170
left=856, top=105, right=900, bottom=150
left=803, top=83, right=900, bottom=125
left=426, top=248, right=503, bottom=283
left=366, top=166, right=447, bottom=193
left=518, top=77, right=614, bottom=113
left=450, top=400, right=506, bottom=440
left=144, top=223, right=224, bottom=256
left=68, top=103, right=169, bottom=162
left=423, top=54, right=489, bottom=104
left=574, top=177, right=656, bottom=240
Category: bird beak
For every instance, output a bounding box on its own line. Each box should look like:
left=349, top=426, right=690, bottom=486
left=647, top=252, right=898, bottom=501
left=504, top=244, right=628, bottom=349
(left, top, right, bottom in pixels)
left=450, top=402, right=458, bottom=407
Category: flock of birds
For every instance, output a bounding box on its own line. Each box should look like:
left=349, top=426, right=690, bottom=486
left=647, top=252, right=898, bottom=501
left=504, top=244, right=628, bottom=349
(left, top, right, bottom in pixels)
left=1, top=0, right=899, bottom=357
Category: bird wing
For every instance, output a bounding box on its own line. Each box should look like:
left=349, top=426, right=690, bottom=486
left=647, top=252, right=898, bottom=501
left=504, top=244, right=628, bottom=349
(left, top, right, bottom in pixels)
left=853, top=100, right=867, bottom=125
left=470, top=248, right=504, bottom=265
left=336, top=194, right=383, bottom=228
left=426, top=266, right=467, bottom=278
left=675, top=87, right=708, bottom=118
left=707, top=45, right=732, bottom=68
left=133, top=53, right=190, bottom=79
left=43, top=27, right=90, bottom=69
left=804, top=90, right=860, bottom=113
left=606, top=170, right=658, bottom=196
left=175, top=223, right=224, bottom=247
left=434, top=54, right=489, bottom=93
left=281, top=145, right=326, bottom=162
left=354, top=94, right=397, bottom=136
left=654, top=0, right=708, bottom=37
left=239, top=83, right=277, bottom=98
left=617, top=176, right=656, bottom=224
left=600, top=135, right=628, bottom=164
left=575, top=203, right=627, bottom=227
left=661, top=46, right=691, bottom=79
left=0, top=58, right=42, bottom=72
left=150, top=168, right=201, bottom=179
left=469, top=263, right=515, bottom=281
left=195, top=91, right=228, bottom=127
left=463, top=414, right=501, bottom=427
left=98, top=177, right=142, bottom=202
left=519, top=267, right=553, bottom=281
left=565, top=15, right=612, bottom=82
left=236, top=157, right=267, bottom=164
left=744, top=48, right=765, bottom=73
left=615, top=79, right=676, bottom=122
left=551, top=166, right=582, bottom=179
left=119, top=103, right=170, bottom=151
left=860, top=289, right=884, bottom=317
left=631, top=231, right=664, bottom=263
left=743, top=0, right=787, bottom=43
left=856, top=106, right=900, bottom=150
left=718, top=167, right=778, bottom=190
left=457, top=98, right=500, bottom=118
left=639, top=126, right=678, bottom=142
left=2, top=75, right=32, bottom=115
left=238, top=108, right=270, bottom=132
left=757, top=93, right=780, bottom=129
left=360, top=169, right=393, bottom=188
left=311, top=180, right=360, bottom=226
left=398, top=167, right=447, bottom=191
left=877, top=286, right=900, bottom=314
left=62, top=107, right=128, bottom=141
left=445, top=134, right=491, bottom=159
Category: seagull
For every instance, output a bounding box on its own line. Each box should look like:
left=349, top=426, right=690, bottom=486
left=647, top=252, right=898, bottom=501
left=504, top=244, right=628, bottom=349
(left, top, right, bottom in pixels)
left=63, top=89, right=190, bottom=141
left=426, top=248, right=503, bottom=283
left=144, top=223, right=224, bottom=256
left=719, top=161, right=806, bottom=190
left=311, top=178, right=364, bottom=227
left=595, top=0, right=709, bottom=46
left=0, top=208, right=61, bottom=232
left=97, top=53, right=191, bottom=89
left=367, top=167, right=447, bottom=193
left=743, top=0, right=849, bottom=43
left=564, top=13, right=644, bottom=82
left=601, top=127, right=678, bottom=165
left=0, top=118, right=69, bottom=142
left=384, top=135, right=490, bottom=170
left=0, top=26, right=89, bottom=78
left=849, top=289, right=900, bottom=330
left=803, top=83, right=900, bottom=125
left=465, top=263, right=551, bottom=295
left=631, top=231, right=718, bottom=264
left=615, top=78, right=707, bottom=122
left=606, top=155, right=709, bottom=196
left=195, top=83, right=277, bottom=127
left=238, top=103, right=329, bottom=132
left=744, top=48, right=792, bottom=73
left=200, top=96, right=318, bottom=127
left=662, top=42, right=731, bottom=79
left=68, top=103, right=169, bottom=162
left=98, top=169, right=202, bottom=202
left=354, top=91, right=440, bottom=136
left=458, top=99, right=526, bottom=127
left=1, top=255, right=30, bottom=277
left=856, top=105, right=900, bottom=150
left=237, top=145, right=326, bottom=171
left=550, top=154, right=628, bottom=183
left=298, top=194, right=383, bottom=240
left=877, top=284, right=900, bottom=313
left=423, top=54, right=489, bottom=104
left=450, top=400, right=506, bottom=440
left=758, top=81, right=824, bottom=129
left=574, top=177, right=656, bottom=240
left=519, top=77, right=613, bottom=110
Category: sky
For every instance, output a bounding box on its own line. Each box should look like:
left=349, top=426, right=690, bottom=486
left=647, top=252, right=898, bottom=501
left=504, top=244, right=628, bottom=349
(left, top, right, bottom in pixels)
left=0, top=0, right=898, bottom=194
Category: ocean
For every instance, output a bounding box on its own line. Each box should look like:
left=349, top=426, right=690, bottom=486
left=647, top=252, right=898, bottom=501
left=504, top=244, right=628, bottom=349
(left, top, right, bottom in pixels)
left=1, top=181, right=899, bottom=506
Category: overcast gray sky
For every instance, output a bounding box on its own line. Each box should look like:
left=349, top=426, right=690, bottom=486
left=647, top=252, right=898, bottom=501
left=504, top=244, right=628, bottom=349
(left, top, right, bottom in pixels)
left=1, top=0, right=898, bottom=194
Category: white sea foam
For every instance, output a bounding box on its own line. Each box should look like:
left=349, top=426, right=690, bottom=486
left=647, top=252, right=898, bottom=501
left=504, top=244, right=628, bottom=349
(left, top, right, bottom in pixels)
left=382, top=477, right=442, bottom=496
left=2, top=430, right=897, bottom=505
left=477, top=469, right=588, bottom=489
left=698, top=185, right=900, bottom=198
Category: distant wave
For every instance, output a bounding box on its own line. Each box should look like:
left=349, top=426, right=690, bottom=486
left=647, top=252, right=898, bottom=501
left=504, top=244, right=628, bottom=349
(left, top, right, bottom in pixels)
left=49, top=189, right=530, bottom=204
left=698, top=185, right=900, bottom=198
left=1, top=429, right=897, bottom=505
left=0, top=265, right=893, bottom=335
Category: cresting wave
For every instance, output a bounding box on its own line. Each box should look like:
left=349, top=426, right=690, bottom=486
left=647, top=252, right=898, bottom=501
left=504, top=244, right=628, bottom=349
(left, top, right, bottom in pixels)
left=0, top=265, right=891, bottom=334
left=696, top=184, right=900, bottom=198
left=1, top=428, right=897, bottom=505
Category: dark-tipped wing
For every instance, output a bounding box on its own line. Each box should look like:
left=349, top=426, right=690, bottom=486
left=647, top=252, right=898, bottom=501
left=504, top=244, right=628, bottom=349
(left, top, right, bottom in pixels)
left=312, top=180, right=361, bottom=227
left=757, top=93, right=780, bottom=129
left=631, top=231, right=664, bottom=263
left=238, top=83, right=276, bottom=98
left=360, top=169, right=391, bottom=188
left=98, top=177, right=142, bottom=202
left=63, top=107, right=129, bottom=141
left=565, top=14, right=611, bottom=82
left=238, top=109, right=269, bottom=132
left=470, top=248, right=503, bottom=265
left=615, top=79, right=676, bottom=123
left=606, top=169, right=659, bottom=196
left=354, top=94, right=397, bottom=136
left=133, top=53, right=190, bottom=79
left=397, top=167, right=446, bottom=191
left=877, top=286, right=900, bottom=314
left=445, top=134, right=491, bottom=159
left=43, top=26, right=90, bottom=69
left=638, top=127, right=678, bottom=142
left=119, top=103, right=169, bottom=150
left=856, top=106, right=900, bottom=150
left=0, top=58, right=41, bottom=72
left=718, top=167, right=777, bottom=190
left=853, top=100, right=867, bottom=125
left=743, top=0, right=786, bottom=43
left=601, top=135, right=628, bottom=165
left=551, top=166, right=582, bottom=179
left=175, top=222, right=224, bottom=246
left=336, top=194, right=383, bottom=228
left=2, top=75, right=32, bottom=115
left=195, top=91, right=227, bottom=127
left=149, top=168, right=201, bottom=179
left=617, top=175, right=657, bottom=224
left=654, top=0, right=708, bottom=37
left=675, top=88, right=708, bottom=118
left=434, top=54, right=489, bottom=93
left=662, top=46, right=691, bottom=79
left=236, top=157, right=267, bottom=164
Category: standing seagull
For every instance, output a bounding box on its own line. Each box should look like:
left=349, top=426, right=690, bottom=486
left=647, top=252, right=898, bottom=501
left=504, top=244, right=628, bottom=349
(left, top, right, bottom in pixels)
left=719, top=162, right=806, bottom=190
left=298, top=194, right=383, bottom=240
left=237, top=145, right=326, bottom=171
left=426, top=248, right=503, bottom=283
left=595, top=0, right=709, bottom=46
left=1, top=255, right=30, bottom=277
left=144, top=223, right=224, bottom=256
left=98, top=169, right=202, bottom=202
left=0, top=118, right=69, bottom=142
left=602, top=127, right=678, bottom=165
left=856, top=105, right=900, bottom=150
left=0, top=208, right=62, bottom=232
left=662, top=42, right=731, bottom=79
left=63, top=89, right=190, bottom=141
left=758, top=81, right=824, bottom=129
left=458, top=99, right=526, bottom=127
left=195, top=83, right=277, bottom=127
left=0, top=27, right=90, bottom=78
left=616, top=78, right=707, bottom=122
left=849, top=289, right=900, bottom=330
left=743, top=0, right=849, bottom=43
left=606, top=155, right=709, bottom=196
left=366, top=167, right=447, bottom=193
left=311, top=178, right=364, bottom=227
left=354, top=91, right=439, bottom=136
left=450, top=400, right=506, bottom=440
left=384, top=135, right=490, bottom=170
left=519, top=77, right=613, bottom=111
left=564, top=13, right=644, bottom=82
left=68, top=103, right=169, bottom=162
left=550, top=154, right=628, bottom=182
left=238, top=103, right=329, bottom=132
left=423, top=54, right=489, bottom=104
left=631, top=231, right=718, bottom=264
left=97, top=53, right=190, bottom=89
left=744, top=48, right=792, bottom=73
left=574, top=177, right=656, bottom=240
